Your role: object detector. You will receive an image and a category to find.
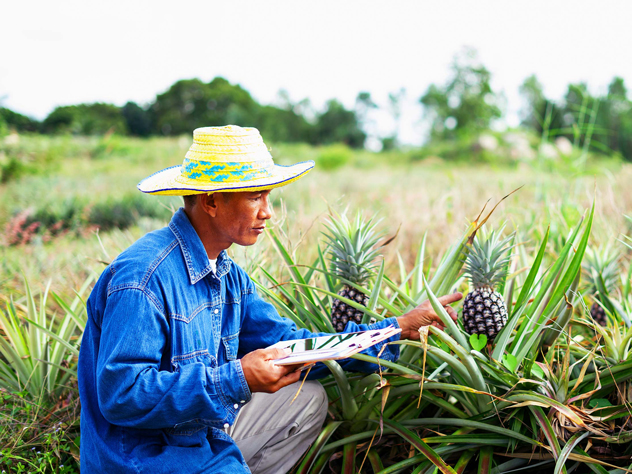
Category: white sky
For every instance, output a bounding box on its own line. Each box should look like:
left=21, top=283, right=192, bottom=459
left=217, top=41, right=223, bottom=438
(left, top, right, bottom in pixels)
left=2, top=0, right=631, bottom=145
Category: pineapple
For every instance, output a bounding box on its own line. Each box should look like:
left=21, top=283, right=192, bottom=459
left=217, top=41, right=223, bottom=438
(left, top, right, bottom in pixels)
left=322, top=212, right=384, bottom=332
left=462, top=230, right=513, bottom=341
left=582, top=246, right=620, bottom=326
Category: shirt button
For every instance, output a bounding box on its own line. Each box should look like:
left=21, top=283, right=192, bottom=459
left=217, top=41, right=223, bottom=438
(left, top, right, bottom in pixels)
left=224, top=423, right=229, bottom=429
left=214, top=309, right=219, bottom=314
left=240, top=400, right=246, bottom=404
left=234, top=404, right=239, bottom=409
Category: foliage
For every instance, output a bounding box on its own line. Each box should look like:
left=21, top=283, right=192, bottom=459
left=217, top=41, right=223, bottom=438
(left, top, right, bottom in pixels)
left=0, top=389, right=80, bottom=474
left=259, top=200, right=632, bottom=472
left=420, top=47, right=503, bottom=141
left=312, top=99, right=366, bottom=148
left=121, top=101, right=152, bottom=137
left=87, top=193, right=169, bottom=231
left=149, top=77, right=259, bottom=135
left=315, top=144, right=353, bottom=171
left=0, top=275, right=89, bottom=400
left=0, top=108, right=40, bottom=133
left=41, top=103, right=127, bottom=135
left=0, top=277, right=87, bottom=473
left=520, top=75, right=632, bottom=161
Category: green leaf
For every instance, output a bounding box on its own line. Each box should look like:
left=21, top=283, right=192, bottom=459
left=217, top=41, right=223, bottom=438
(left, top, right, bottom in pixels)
left=502, top=354, right=518, bottom=372
left=588, top=399, right=612, bottom=409
left=469, top=334, right=487, bottom=351
left=554, top=432, right=590, bottom=474
left=296, top=421, right=342, bottom=474
left=478, top=446, right=493, bottom=474
left=382, top=419, right=457, bottom=474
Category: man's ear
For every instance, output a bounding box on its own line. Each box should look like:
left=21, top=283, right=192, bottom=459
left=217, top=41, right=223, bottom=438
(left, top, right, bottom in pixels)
left=199, top=193, right=219, bottom=217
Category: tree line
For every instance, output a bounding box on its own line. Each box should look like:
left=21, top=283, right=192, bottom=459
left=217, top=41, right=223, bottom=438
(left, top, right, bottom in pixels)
left=2, top=49, right=632, bottom=159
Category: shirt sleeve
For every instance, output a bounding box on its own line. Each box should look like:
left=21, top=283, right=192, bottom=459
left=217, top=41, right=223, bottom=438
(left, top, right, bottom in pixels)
left=95, top=288, right=250, bottom=430
left=237, top=279, right=401, bottom=378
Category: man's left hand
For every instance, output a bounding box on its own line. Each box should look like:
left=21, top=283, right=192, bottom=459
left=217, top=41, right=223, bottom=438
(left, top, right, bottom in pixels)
left=397, top=292, right=463, bottom=340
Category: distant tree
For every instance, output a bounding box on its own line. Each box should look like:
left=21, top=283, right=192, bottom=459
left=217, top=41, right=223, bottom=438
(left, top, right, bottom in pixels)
left=605, top=77, right=632, bottom=159
left=149, top=77, right=258, bottom=135
left=519, top=74, right=564, bottom=137
left=382, top=88, right=406, bottom=150
left=122, top=102, right=152, bottom=137
left=312, top=99, right=366, bottom=148
left=0, top=108, right=40, bottom=132
left=42, top=103, right=127, bottom=135
left=420, top=48, right=502, bottom=141
left=255, top=93, right=312, bottom=143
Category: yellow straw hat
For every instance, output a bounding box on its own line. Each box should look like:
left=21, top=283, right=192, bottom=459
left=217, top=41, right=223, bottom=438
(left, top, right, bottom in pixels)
left=137, top=125, right=314, bottom=196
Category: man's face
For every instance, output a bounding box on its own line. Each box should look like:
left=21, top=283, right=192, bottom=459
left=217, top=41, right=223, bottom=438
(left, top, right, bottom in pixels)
left=213, top=190, right=272, bottom=247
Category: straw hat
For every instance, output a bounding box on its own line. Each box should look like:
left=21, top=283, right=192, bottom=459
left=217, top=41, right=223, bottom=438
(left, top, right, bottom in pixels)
left=137, top=125, right=314, bottom=195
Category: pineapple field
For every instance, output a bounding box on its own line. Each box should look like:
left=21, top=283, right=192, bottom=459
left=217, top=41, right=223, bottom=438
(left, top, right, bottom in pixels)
left=1, top=134, right=632, bottom=473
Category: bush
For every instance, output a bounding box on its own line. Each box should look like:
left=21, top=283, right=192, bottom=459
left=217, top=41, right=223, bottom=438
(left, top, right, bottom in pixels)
left=88, top=193, right=169, bottom=231
left=316, top=144, right=352, bottom=171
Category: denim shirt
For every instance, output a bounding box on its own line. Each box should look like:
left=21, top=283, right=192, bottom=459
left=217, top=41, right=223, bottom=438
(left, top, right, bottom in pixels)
left=78, top=208, right=401, bottom=474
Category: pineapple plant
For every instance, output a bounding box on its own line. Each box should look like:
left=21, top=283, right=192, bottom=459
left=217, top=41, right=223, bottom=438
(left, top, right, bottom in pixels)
left=462, top=230, right=513, bottom=341
left=322, top=212, right=384, bottom=332
left=582, top=246, right=620, bottom=326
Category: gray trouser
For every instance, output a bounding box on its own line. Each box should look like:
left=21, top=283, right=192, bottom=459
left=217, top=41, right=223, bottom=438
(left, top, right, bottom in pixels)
left=230, top=381, right=328, bottom=474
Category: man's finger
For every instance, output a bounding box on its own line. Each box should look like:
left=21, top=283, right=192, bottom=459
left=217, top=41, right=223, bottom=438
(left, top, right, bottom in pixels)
left=278, top=369, right=302, bottom=388
left=437, top=292, right=463, bottom=306
left=445, top=306, right=458, bottom=321
left=262, top=347, right=291, bottom=361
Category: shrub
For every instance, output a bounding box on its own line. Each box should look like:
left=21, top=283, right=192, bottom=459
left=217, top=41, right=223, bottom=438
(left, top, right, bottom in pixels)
left=316, top=144, right=352, bottom=171
left=88, top=193, right=169, bottom=231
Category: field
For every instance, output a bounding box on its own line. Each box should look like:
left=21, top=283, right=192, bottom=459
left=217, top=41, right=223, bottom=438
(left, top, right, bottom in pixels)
left=1, top=133, right=632, bottom=473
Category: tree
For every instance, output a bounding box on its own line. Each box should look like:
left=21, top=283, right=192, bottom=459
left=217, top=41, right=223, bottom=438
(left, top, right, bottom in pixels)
left=122, top=102, right=152, bottom=137
left=420, top=48, right=502, bottom=141
left=519, top=74, right=564, bottom=138
left=149, top=77, right=259, bottom=135
left=0, top=108, right=40, bottom=132
left=42, top=103, right=127, bottom=135
left=312, top=99, right=366, bottom=148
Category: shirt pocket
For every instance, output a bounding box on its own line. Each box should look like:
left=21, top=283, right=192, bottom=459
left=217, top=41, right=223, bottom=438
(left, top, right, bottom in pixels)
left=168, top=301, right=221, bottom=363
left=171, top=349, right=217, bottom=371
left=221, top=332, right=239, bottom=361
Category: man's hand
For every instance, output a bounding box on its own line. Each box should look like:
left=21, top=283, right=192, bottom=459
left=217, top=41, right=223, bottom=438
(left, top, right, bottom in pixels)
left=241, top=348, right=303, bottom=393
left=397, top=292, right=463, bottom=340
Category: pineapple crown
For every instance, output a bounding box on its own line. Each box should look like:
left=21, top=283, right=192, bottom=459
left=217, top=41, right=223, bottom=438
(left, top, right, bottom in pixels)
left=321, top=211, right=385, bottom=285
left=463, top=228, right=514, bottom=289
left=582, top=245, right=620, bottom=297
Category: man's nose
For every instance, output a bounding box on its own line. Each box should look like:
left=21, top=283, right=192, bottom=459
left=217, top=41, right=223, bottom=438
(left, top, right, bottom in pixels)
left=259, top=195, right=272, bottom=220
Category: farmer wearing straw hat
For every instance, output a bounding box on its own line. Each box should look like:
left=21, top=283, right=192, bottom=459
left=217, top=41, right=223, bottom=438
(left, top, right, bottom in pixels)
left=78, top=125, right=460, bottom=473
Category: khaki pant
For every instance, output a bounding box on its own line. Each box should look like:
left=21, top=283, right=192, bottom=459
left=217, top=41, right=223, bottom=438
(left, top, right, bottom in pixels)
left=230, top=381, right=328, bottom=474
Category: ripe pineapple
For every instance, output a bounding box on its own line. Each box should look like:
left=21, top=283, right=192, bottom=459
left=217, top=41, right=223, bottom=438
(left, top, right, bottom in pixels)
left=322, top=212, right=384, bottom=332
left=582, top=246, right=620, bottom=326
left=462, top=231, right=513, bottom=341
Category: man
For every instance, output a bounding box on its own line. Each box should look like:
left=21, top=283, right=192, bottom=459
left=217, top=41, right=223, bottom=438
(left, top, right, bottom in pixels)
left=78, top=125, right=461, bottom=473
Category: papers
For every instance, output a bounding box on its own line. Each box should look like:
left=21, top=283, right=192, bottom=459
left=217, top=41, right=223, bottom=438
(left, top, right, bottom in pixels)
left=269, top=325, right=401, bottom=366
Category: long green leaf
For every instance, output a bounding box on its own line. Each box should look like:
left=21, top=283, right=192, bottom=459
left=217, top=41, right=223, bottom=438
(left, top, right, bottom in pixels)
left=383, top=419, right=457, bottom=474
left=493, top=227, right=549, bottom=360
left=296, top=421, right=342, bottom=474
left=554, top=432, right=590, bottom=474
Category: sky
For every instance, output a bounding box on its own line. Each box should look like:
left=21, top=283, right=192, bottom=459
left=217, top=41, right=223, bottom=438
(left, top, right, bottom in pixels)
left=2, top=0, right=632, bottom=145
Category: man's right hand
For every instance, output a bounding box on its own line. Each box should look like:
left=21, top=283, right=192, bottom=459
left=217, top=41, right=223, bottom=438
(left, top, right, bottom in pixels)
left=240, top=348, right=303, bottom=393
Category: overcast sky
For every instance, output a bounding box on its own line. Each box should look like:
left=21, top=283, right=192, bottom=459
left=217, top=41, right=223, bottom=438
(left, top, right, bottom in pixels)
left=2, top=0, right=631, bottom=144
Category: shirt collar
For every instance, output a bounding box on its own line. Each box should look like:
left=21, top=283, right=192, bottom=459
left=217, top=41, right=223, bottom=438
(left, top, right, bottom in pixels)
left=169, top=208, right=232, bottom=285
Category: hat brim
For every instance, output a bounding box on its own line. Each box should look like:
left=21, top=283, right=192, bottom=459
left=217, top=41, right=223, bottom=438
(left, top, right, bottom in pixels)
left=137, top=161, right=315, bottom=196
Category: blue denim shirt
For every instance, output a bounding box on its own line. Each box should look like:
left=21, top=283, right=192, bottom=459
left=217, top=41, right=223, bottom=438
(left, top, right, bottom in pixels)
left=78, top=208, right=401, bottom=473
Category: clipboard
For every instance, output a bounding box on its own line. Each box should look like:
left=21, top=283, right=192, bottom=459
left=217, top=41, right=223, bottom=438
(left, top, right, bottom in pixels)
left=268, top=325, right=401, bottom=366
